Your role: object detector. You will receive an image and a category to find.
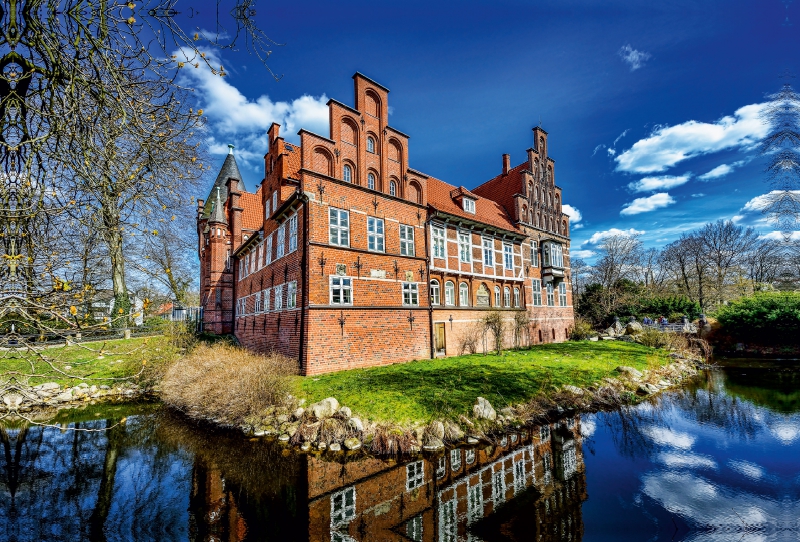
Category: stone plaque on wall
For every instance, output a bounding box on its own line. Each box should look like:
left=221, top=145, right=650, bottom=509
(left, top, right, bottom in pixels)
left=405, top=271, right=415, bottom=282
left=335, top=264, right=347, bottom=276
left=476, top=284, right=490, bottom=306
left=370, top=269, right=386, bottom=279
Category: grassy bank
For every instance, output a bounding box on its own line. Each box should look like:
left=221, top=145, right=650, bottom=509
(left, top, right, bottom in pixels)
left=293, top=341, right=668, bottom=424
left=6, top=335, right=176, bottom=386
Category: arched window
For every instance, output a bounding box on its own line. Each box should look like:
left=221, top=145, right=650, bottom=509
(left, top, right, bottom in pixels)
left=430, top=280, right=440, bottom=305
left=513, top=287, right=520, bottom=308
left=504, top=287, right=511, bottom=307
left=343, top=164, right=352, bottom=183
left=389, top=181, right=397, bottom=197
left=494, top=286, right=501, bottom=307
left=368, top=173, right=376, bottom=190
left=445, top=281, right=455, bottom=306
left=367, top=136, right=376, bottom=153
left=459, top=282, right=469, bottom=306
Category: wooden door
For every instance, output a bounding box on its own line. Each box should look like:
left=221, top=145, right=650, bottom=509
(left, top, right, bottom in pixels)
left=435, top=323, right=446, bottom=353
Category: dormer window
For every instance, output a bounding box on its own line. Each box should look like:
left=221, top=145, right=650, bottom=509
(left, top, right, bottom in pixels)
left=463, top=198, right=475, bottom=214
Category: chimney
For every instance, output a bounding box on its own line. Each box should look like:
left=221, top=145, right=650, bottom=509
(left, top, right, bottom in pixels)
left=502, top=154, right=510, bottom=175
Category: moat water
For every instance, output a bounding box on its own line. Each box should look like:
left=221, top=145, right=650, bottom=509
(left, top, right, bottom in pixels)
left=1, top=360, right=799, bottom=541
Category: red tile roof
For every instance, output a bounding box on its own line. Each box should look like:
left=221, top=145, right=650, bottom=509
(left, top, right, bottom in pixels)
left=240, top=189, right=264, bottom=230
left=427, top=177, right=518, bottom=233
left=471, top=162, right=528, bottom=219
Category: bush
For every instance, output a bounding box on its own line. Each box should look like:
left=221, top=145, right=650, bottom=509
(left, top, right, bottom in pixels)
left=161, top=343, right=297, bottom=424
left=636, top=328, right=674, bottom=349
left=714, top=292, right=800, bottom=345
left=569, top=317, right=595, bottom=340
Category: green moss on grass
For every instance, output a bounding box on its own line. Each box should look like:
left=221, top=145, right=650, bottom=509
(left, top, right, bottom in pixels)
left=293, top=341, right=667, bottom=424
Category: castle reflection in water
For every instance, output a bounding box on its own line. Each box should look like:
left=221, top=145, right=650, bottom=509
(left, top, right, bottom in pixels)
left=190, top=415, right=586, bottom=542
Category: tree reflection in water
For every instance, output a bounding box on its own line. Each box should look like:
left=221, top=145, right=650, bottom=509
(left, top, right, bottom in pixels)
left=0, top=407, right=586, bottom=542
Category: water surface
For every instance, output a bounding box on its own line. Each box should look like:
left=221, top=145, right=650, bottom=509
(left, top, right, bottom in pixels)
left=1, top=361, right=799, bottom=541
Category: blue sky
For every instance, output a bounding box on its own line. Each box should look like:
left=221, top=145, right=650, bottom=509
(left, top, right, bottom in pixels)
left=183, top=0, right=797, bottom=260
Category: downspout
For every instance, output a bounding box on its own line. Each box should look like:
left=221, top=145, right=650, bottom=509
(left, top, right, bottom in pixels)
left=425, top=208, right=434, bottom=359
left=298, top=192, right=309, bottom=374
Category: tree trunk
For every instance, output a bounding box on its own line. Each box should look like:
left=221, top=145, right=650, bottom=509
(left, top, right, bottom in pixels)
left=101, top=201, right=130, bottom=325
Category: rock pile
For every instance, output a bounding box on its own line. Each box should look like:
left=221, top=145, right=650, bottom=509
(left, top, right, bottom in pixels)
left=1, top=382, right=145, bottom=411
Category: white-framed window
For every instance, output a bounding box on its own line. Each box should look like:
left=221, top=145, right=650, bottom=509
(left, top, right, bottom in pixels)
left=331, top=486, right=356, bottom=526
left=254, top=291, right=262, bottom=313
left=531, top=240, right=539, bottom=267
left=276, top=224, right=286, bottom=259
left=389, top=181, right=397, bottom=197
left=465, top=449, right=476, bottom=464
left=331, top=277, right=353, bottom=305
left=532, top=279, right=542, bottom=306
left=329, top=208, right=350, bottom=246
left=400, top=224, right=415, bottom=256
left=367, top=172, right=376, bottom=190
left=255, top=245, right=262, bottom=271
left=265, top=199, right=271, bottom=219
left=407, top=515, right=423, bottom=542
left=272, top=191, right=277, bottom=212
left=263, top=288, right=271, bottom=312
left=542, top=241, right=564, bottom=268
left=288, top=281, right=297, bottom=309
left=467, top=482, right=483, bottom=524
left=432, top=226, right=446, bottom=259
left=558, top=282, right=568, bottom=306
left=275, top=284, right=284, bottom=310
left=546, top=282, right=555, bottom=306
left=444, top=281, right=455, bottom=306
left=514, top=287, right=520, bottom=308
left=437, top=456, right=447, bottom=479
left=482, top=238, right=494, bottom=267
left=367, top=136, right=376, bottom=153
left=265, top=234, right=273, bottom=265
left=430, top=280, right=440, bottom=305
left=343, top=164, right=353, bottom=183
left=540, top=424, right=550, bottom=441
left=492, top=469, right=506, bottom=505
left=367, top=217, right=385, bottom=252
left=289, top=215, right=298, bottom=252
left=402, top=283, right=419, bottom=306
left=450, top=449, right=462, bottom=471
left=504, top=286, right=511, bottom=307
left=513, top=459, right=526, bottom=494
left=503, top=243, right=514, bottom=270
left=406, top=461, right=425, bottom=491
left=459, top=282, right=469, bottom=306
left=458, top=231, right=471, bottom=263
left=494, top=286, right=501, bottom=306
left=463, top=197, right=475, bottom=214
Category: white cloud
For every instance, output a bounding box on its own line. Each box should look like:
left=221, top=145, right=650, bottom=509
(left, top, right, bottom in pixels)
left=698, top=160, right=747, bottom=181
left=691, top=193, right=706, bottom=198
left=615, top=104, right=767, bottom=173
left=592, top=144, right=605, bottom=157
left=177, top=48, right=329, bottom=165
left=570, top=249, right=595, bottom=258
left=628, top=174, right=691, bottom=193
left=759, top=231, right=800, bottom=240
left=618, top=44, right=651, bottom=71
left=741, top=190, right=800, bottom=212
left=613, top=129, right=630, bottom=146
left=728, top=460, right=764, bottom=480
left=642, top=426, right=695, bottom=449
left=573, top=223, right=584, bottom=229
left=562, top=204, right=582, bottom=223
left=769, top=419, right=800, bottom=445
left=584, top=227, right=645, bottom=245
left=656, top=452, right=717, bottom=470
left=620, top=193, right=676, bottom=215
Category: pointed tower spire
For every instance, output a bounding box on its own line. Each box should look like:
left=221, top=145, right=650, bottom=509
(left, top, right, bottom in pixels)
left=228, top=143, right=235, bottom=155
left=209, top=186, right=227, bottom=224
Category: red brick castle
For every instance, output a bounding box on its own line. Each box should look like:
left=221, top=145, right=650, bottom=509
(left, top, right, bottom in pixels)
left=197, top=73, right=574, bottom=375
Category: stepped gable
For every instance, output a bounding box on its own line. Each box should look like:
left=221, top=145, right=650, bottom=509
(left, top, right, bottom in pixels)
left=471, top=161, right=528, bottom=220
left=283, top=142, right=302, bottom=179
left=202, top=147, right=243, bottom=217
left=427, top=176, right=518, bottom=233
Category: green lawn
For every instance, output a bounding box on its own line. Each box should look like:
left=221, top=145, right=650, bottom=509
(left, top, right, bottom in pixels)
left=5, top=335, right=175, bottom=386
left=293, top=341, right=667, bottom=424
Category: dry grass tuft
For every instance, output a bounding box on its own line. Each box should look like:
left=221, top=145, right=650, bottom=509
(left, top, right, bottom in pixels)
left=370, top=424, right=417, bottom=455
left=161, top=342, right=297, bottom=425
